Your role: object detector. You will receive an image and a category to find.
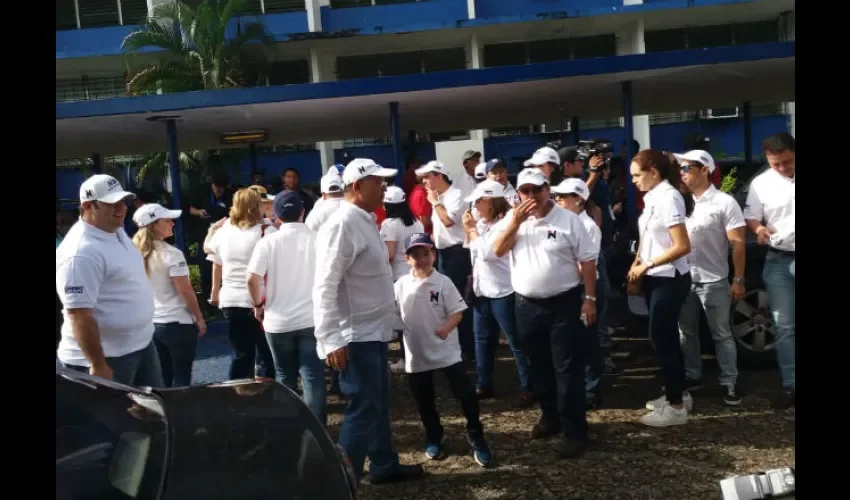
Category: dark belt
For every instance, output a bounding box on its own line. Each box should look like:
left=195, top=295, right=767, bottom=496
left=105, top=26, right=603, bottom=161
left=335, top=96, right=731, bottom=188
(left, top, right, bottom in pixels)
left=768, top=247, right=795, bottom=258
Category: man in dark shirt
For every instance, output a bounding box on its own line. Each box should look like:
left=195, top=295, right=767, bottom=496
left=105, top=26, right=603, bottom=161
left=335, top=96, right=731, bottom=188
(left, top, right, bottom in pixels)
left=189, top=171, right=233, bottom=308
left=282, top=168, right=316, bottom=217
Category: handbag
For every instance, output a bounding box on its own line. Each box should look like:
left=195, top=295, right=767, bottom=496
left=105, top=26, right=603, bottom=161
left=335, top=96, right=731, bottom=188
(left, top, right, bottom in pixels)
left=626, top=207, right=654, bottom=296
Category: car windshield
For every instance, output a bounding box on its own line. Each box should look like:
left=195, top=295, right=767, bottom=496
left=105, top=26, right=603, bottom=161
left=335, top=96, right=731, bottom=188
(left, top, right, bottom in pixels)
left=56, top=371, right=168, bottom=500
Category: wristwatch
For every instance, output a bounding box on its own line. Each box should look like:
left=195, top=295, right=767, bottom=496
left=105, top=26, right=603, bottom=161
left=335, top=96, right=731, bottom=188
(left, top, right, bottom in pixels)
left=733, top=277, right=745, bottom=285
left=585, top=295, right=596, bottom=302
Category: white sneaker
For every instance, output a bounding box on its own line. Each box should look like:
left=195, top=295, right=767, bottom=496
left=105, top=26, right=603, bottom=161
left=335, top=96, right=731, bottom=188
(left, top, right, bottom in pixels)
left=640, top=403, right=688, bottom=427
left=645, top=391, right=693, bottom=412
left=389, top=360, right=406, bottom=374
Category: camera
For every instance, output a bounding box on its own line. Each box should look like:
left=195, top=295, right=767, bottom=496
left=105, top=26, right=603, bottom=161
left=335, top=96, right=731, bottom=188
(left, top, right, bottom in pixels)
left=576, top=139, right=614, bottom=165
left=719, top=467, right=795, bottom=500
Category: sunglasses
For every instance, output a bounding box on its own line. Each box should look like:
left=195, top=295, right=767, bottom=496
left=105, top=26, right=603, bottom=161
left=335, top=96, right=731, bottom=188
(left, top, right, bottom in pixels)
left=679, top=164, right=706, bottom=173
left=518, top=185, right=544, bottom=196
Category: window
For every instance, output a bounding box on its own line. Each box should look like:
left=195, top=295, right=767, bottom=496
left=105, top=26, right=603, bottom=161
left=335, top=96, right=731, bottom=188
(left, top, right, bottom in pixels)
left=121, top=0, right=148, bottom=25
left=484, top=42, right=527, bottom=67
left=78, top=0, right=120, bottom=28
left=733, top=21, right=779, bottom=44
left=268, top=60, right=311, bottom=85
left=688, top=24, right=734, bottom=49
left=337, top=49, right=465, bottom=79
left=380, top=52, right=423, bottom=77
left=57, top=0, right=78, bottom=30
left=528, top=39, right=571, bottom=63
left=56, top=76, right=127, bottom=103
left=336, top=55, right=382, bottom=79
left=237, top=0, right=264, bottom=16
left=264, top=0, right=306, bottom=13
left=422, top=49, right=466, bottom=73
left=645, top=28, right=687, bottom=52
left=570, top=35, right=616, bottom=59
left=330, top=0, right=373, bottom=8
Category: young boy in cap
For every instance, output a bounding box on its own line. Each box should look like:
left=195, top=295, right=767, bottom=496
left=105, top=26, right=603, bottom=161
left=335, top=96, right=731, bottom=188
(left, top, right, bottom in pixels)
left=394, top=233, right=493, bottom=467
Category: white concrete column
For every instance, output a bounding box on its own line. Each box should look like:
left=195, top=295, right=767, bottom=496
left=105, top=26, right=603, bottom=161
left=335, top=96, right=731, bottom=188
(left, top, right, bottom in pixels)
left=466, top=0, right=476, bottom=19
left=466, top=35, right=488, bottom=145
left=306, top=0, right=325, bottom=32
left=782, top=11, right=794, bottom=137
left=616, top=20, right=651, bottom=150
left=310, top=47, right=340, bottom=173
left=623, top=0, right=643, bottom=5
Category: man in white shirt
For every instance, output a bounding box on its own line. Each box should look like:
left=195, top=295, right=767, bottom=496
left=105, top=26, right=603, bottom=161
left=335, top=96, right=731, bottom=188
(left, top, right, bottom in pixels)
left=247, top=192, right=326, bottom=424
left=743, top=133, right=796, bottom=409
left=455, top=150, right=481, bottom=199
left=305, top=171, right=344, bottom=232
left=676, top=150, right=746, bottom=406
left=56, top=174, right=163, bottom=387
left=416, top=160, right=475, bottom=360
left=484, top=159, right=520, bottom=206
left=523, top=146, right=562, bottom=182
left=313, top=158, right=425, bottom=484
left=493, top=168, right=598, bottom=459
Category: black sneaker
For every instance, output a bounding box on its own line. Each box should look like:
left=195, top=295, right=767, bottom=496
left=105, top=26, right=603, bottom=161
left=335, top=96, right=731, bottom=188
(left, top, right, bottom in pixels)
left=723, top=384, right=742, bottom=406
left=370, top=464, right=425, bottom=485
left=772, top=388, right=795, bottom=410
left=531, top=417, right=561, bottom=439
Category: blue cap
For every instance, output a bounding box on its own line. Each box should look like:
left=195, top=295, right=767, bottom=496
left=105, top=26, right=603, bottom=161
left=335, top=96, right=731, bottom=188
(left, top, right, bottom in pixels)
left=332, top=164, right=345, bottom=175
left=273, top=191, right=303, bottom=221
left=405, top=232, right=434, bottom=253
left=484, top=158, right=503, bottom=174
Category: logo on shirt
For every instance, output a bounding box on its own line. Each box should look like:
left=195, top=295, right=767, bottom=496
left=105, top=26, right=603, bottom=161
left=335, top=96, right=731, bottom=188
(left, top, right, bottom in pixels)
left=177, top=261, right=187, bottom=267
left=429, top=290, right=440, bottom=303
left=547, top=230, right=557, bottom=240
left=65, top=285, right=84, bottom=295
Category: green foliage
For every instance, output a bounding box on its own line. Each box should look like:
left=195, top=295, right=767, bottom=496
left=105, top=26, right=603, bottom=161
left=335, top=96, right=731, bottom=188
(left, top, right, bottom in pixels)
left=720, top=167, right=738, bottom=193
left=189, top=264, right=201, bottom=295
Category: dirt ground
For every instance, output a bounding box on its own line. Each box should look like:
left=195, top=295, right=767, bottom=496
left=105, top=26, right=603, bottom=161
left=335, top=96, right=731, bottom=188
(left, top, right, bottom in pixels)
left=326, top=335, right=795, bottom=500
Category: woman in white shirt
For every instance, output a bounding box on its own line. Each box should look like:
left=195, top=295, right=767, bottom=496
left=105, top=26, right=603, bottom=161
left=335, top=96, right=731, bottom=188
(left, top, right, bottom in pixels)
left=380, top=186, right=424, bottom=373
left=205, top=188, right=277, bottom=381
left=132, top=204, right=207, bottom=387
left=461, top=180, right=533, bottom=407
left=627, top=150, right=693, bottom=427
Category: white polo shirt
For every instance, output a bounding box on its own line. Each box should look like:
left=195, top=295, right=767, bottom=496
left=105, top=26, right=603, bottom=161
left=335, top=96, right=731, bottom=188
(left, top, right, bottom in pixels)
left=503, top=183, right=520, bottom=206
left=305, top=197, right=342, bottom=232
left=469, top=219, right=513, bottom=299
left=147, top=241, right=194, bottom=325
left=380, top=217, right=424, bottom=280
left=313, top=201, right=396, bottom=359
left=638, top=180, right=691, bottom=277
left=207, top=220, right=277, bottom=308
left=743, top=168, right=795, bottom=252
left=578, top=210, right=601, bottom=279
left=686, top=185, right=746, bottom=283
left=431, top=185, right=466, bottom=249
left=56, top=221, right=155, bottom=366
left=247, top=223, right=315, bottom=334
left=394, top=269, right=468, bottom=373
left=495, top=203, right=598, bottom=299
left=453, top=171, right=477, bottom=201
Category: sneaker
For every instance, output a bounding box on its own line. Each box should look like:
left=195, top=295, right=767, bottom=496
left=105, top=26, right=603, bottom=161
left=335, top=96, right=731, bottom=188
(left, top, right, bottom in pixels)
left=723, top=384, right=742, bottom=406
left=389, top=360, right=405, bottom=374
left=772, top=388, right=795, bottom=410
left=475, top=387, right=495, bottom=400
left=640, top=402, right=688, bottom=427
left=424, top=440, right=444, bottom=460
left=470, top=439, right=493, bottom=468
left=646, top=391, right=693, bottom=412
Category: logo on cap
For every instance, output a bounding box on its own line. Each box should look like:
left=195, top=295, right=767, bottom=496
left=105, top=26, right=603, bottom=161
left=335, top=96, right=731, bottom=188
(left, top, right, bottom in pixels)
left=358, top=166, right=366, bottom=175
left=149, top=212, right=157, bottom=220
left=106, top=178, right=119, bottom=189
left=84, top=190, right=93, bottom=199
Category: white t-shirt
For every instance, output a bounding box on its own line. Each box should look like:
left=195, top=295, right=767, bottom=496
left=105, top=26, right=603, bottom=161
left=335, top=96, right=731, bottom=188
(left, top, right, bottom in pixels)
left=469, top=219, right=513, bottom=299
left=503, top=183, right=520, bottom=207
left=247, top=223, right=315, bottom=334
left=432, top=186, right=466, bottom=249
left=686, top=186, right=746, bottom=283
left=147, top=241, right=194, bottom=325
left=743, top=168, right=795, bottom=252
left=578, top=210, right=601, bottom=279
left=305, top=197, right=342, bottom=232
left=380, top=217, right=425, bottom=280
left=56, top=221, right=155, bottom=366
left=638, top=180, right=691, bottom=277
left=453, top=171, right=477, bottom=201
left=494, top=203, right=598, bottom=299
left=208, top=220, right=277, bottom=308
left=394, top=270, right=468, bottom=373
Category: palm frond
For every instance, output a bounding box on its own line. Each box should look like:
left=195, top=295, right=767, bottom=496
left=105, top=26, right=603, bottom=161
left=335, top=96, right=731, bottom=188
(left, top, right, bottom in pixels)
left=121, top=20, right=185, bottom=54
left=126, top=61, right=201, bottom=96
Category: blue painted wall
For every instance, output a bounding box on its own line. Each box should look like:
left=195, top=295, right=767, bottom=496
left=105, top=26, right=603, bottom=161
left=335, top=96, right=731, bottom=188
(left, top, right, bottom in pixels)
left=237, top=150, right=322, bottom=185
left=474, top=0, right=618, bottom=20
left=650, top=115, right=786, bottom=158
left=56, top=25, right=139, bottom=59
left=321, top=0, right=467, bottom=35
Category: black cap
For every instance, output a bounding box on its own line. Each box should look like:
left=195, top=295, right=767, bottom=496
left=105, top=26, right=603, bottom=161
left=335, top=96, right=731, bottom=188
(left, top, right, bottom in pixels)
left=558, top=146, right=581, bottom=164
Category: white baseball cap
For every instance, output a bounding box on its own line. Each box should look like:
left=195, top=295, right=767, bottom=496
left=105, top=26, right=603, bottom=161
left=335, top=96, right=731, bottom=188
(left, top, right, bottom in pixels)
left=133, top=203, right=182, bottom=227
left=516, top=168, right=548, bottom=188
left=673, top=150, right=716, bottom=174
left=474, top=162, right=487, bottom=180
left=414, top=160, right=449, bottom=177
left=384, top=185, right=406, bottom=204
left=342, top=158, right=398, bottom=186
left=551, top=178, right=590, bottom=201
left=523, top=147, right=561, bottom=167
left=79, top=174, right=136, bottom=204
left=464, top=179, right=506, bottom=203
left=320, top=171, right=343, bottom=193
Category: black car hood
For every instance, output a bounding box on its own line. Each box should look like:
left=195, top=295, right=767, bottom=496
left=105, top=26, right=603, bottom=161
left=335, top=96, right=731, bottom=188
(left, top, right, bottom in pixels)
left=154, top=379, right=353, bottom=500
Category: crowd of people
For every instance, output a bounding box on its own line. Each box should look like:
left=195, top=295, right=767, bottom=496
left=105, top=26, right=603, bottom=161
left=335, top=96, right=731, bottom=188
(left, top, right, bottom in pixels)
left=55, top=133, right=795, bottom=484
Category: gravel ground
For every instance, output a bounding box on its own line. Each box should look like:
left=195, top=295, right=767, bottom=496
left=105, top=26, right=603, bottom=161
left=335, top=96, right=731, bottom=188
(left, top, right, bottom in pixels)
left=193, top=326, right=794, bottom=499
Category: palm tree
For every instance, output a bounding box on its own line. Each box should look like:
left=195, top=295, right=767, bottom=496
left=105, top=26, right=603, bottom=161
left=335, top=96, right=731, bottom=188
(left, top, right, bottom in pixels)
left=122, top=0, right=274, bottom=96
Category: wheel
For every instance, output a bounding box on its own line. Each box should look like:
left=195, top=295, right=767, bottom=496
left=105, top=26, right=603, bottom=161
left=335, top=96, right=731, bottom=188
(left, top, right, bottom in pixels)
left=730, top=288, right=777, bottom=367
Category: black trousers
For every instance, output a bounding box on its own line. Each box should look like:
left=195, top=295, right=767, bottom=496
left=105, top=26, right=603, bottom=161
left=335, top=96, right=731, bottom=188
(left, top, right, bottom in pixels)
left=515, top=287, right=588, bottom=442
left=437, top=244, right=474, bottom=358
left=643, top=271, right=692, bottom=405
left=222, top=307, right=275, bottom=380
left=408, top=362, right=483, bottom=445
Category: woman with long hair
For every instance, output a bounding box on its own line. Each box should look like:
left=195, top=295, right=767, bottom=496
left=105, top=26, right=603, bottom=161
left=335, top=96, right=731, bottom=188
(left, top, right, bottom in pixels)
left=461, top=180, right=533, bottom=407
left=132, top=204, right=207, bottom=387
left=627, top=149, right=693, bottom=427
left=205, top=188, right=277, bottom=380
left=380, top=186, right=424, bottom=374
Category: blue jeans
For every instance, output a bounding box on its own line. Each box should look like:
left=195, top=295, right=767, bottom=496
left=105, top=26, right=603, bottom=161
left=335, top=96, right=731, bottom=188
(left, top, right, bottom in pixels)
left=763, top=251, right=795, bottom=389
left=265, top=328, right=327, bottom=425
left=473, top=294, right=531, bottom=392
left=153, top=322, right=199, bottom=387
left=678, top=280, right=738, bottom=386
left=337, top=341, right=400, bottom=481
left=64, top=341, right=164, bottom=387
